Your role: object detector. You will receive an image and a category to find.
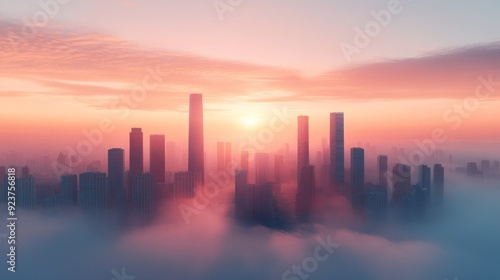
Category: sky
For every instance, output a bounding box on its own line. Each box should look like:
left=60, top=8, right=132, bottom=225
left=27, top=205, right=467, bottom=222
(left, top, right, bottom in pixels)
left=1, top=0, right=500, bottom=155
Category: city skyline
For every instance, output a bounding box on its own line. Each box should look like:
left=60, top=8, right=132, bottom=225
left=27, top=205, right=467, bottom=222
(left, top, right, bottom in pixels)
left=1, top=2, right=500, bottom=280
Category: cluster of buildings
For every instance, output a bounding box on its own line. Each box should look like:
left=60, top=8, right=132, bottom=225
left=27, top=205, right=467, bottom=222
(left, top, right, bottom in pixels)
left=0, top=93, right=452, bottom=226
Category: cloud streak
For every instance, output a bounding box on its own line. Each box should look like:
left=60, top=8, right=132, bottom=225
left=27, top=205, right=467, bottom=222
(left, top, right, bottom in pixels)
left=2, top=19, right=500, bottom=112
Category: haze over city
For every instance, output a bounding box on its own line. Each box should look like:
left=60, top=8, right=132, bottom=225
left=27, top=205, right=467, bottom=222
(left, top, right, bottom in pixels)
left=1, top=1, right=500, bottom=280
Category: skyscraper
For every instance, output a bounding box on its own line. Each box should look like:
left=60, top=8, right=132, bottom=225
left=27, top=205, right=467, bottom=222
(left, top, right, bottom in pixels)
left=433, top=164, right=444, bottom=206
left=235, top=169, right=249, bottom=219
left=350, top=148, right=365, bottom=213
left=150, top=135, right=166, bottom=183
left=188, top=93, right=204, bottom=184
left=129, top=128, right=144, bottom=177
left=274, top=154, right=284, bottom=194
left=296, top=165, right=315, bottom=221
left=392, top=164, right=411, bottom=203
left=174, top=171, right=196, bottom=199
left=217, top=142, right=225, bottom=172
left=297, top=116, right=309, bottom=183
left=131, top=173, right=156, bottom=224
left=330, top=112, right=344, bottom=186
left=108, top=148, right=126, bottom=216
left=17, top=175, right=36, bottom=209
left=378, top=155, right=388, bottom=188
left=79, top=172, right=108, bottom=216
left=0, top=166, right=6, bottom=204
left=417, top=165, right=431, bottom=212
left=350, top=148, right=365, bottom=191
left=60, top=174, right=78, bottom=207
left=225, top=142, right=232, bottom=171
left=255, top=153, right=270, bottom=185
left=241, top=151, right=249, bottom=172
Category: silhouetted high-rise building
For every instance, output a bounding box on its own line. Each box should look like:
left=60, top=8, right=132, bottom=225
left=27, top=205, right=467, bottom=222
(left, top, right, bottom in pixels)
left=364, top=183, right=388, bottom=220
left=108, top=148, right=126, bottom=222
left=274, top=154, right=284, bottom=194
left=131, top=173, right=156, bottom=224
left=225, top=142, right=232, bottom=171
left=297, top=116, right=309, bottom=183
left=241, top=151, right=249, bottom=172
left=351, top=148, right=365, bottom=191
left=188, top=93, right=204, bottom=184
left=60, top=174, right=78, bottom=207
left=255, top=153, right=270, bottom=185
left=17, top=175, right=36, bottom=209
left=433, top=164, right=444, bottom=206
left=174, top=171, right=196, bottom=199
left=296, top=165, right=315, bottom=221
left=21, top=166, right=30, bottom=178
left=467, top=162, right=481, bottom=177
left=235, top=169, right=249, bottom=219
left=0, top=166, right=6, bottom=204
left=378, top=155, right=388, bottom=188
left=417, top=165, right=431, bottom=212
left=392, top=164, right=411, bottom=203
left=150, top=135, right=166, bottom=183
left=329, top=112, right=344, bottom=186
left=217, top=142, right=225, bottom=172
left=350, top=148, right=365, bottom=213
left=129, top=128, right=144, bottom=177
left=79, top=172, right=108, bottom=216
left=493, top=161, right=500, bottom=175
left=481, top=160, right=490, bottom=175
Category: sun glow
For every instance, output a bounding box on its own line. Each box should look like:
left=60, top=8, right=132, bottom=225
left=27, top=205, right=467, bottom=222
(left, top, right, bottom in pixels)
left=241, top=115, right=260, bottom=128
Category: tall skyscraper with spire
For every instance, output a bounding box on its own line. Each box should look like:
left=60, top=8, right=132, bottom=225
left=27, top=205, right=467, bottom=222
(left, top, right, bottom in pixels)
left=188, top=93, right=204, bottom=184
left=330, top=112, right=345, bottom=186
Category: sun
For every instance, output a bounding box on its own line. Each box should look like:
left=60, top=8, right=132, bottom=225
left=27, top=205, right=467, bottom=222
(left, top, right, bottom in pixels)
left=241, top=115, right=260, bottom=128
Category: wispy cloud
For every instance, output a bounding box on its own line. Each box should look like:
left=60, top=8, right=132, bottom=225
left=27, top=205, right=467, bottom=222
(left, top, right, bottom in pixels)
left=2, top=19, right=500, bottom=112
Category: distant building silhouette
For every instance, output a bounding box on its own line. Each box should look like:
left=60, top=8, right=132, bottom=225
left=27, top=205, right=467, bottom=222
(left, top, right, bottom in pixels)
left=274, top=154, right=284, bottom=194
left=481, top=160, right=490, bottom=176
left=0, top=166, right=6, bottom=204
left=60, top=174, right=78, bottom=207
left=417, top=165, right=431, bottom=213
left=350, top=148, right=365, bottom=213
left=235, top=167, right=274, bottom=224
left=241, top=151, right=249, bottom=172
left=131, top=173, right=156, bottom=224
left=378, top=155, right=388, bottom=188
left=108, top=148, right=127, bottom=224
left=188, top=93, right=204, bottom=185
left=217, top=142, right=225, bottom=172
left=79, top=172, right=108, bottom=217
left=467, top=162, right=482, bottom=177
left=17, top=175, right=36, bottom=209
left=297, top=116, right=310, bottom=183
left=129, top=128, right=144, bottom=177
left=174, top=171, right=196, bottom=199
left=329, top=112, right=345, bottom=187
left=433, top=164, right=444, bottom=206
left=364, top=183, right=388, bottom=220
left=392, top=164, right=411, bottom=204
left=150, top=135, right=166, bottom=183
left=255, top=153, right=270, bottom=185
left=235, top=169, right=249, bottom=219
left=296, top=165, right=315, bottom=221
